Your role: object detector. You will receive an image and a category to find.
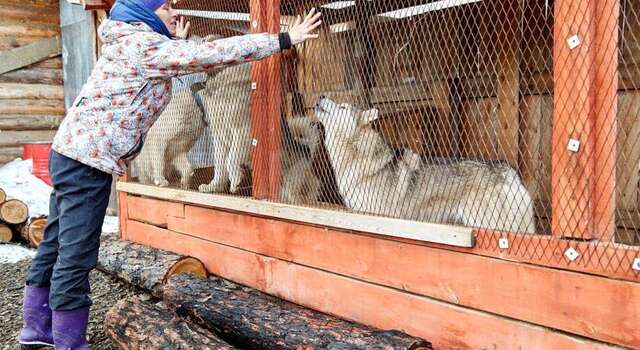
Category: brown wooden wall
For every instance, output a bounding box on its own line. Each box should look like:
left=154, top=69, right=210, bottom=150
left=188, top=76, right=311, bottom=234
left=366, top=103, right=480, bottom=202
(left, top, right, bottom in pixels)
left=0, top=0, right=64, bottom=164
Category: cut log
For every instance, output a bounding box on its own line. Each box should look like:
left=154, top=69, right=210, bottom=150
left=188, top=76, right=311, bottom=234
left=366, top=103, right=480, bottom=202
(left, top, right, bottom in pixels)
left=0, top=67, right=63, bottom=85
left=105, top=297, right=238, bottom=350
left=0, top=187, right=5, bottom=203
left=164, top=274, right=433, bottom=350
left=16, top=216, right=47, bottom=248
left=0, top=199, right=28, bottom=224
left=97, top=234, right=208, bottom=297
left=0, top=224, right=12, bottom=242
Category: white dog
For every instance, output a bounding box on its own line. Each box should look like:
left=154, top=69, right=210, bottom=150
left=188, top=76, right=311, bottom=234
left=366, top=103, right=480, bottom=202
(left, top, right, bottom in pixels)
left=314, top=96, right=536, bottom=234
left=198, top=63, right=252, bottom=194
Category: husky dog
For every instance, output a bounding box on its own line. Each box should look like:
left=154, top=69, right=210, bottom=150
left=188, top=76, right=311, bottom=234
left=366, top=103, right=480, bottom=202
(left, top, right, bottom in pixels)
left=135, top=35, right=221, bottom=189
left=198, top=63, right=252, bottom=194
left=280, top=115, right=322, bottom=205
left=314, top=96, right=536, bottom=234
left=135, top=74, right=208, bottom=189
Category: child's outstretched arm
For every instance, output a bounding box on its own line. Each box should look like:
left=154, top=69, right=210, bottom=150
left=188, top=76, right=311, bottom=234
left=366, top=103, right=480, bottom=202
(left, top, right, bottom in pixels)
left=140, top=9, right=322, bottom=79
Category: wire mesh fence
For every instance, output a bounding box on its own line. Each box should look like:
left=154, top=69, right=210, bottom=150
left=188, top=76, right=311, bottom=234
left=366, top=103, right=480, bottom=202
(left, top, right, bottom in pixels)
left=127, top=0, right=640, bottom=277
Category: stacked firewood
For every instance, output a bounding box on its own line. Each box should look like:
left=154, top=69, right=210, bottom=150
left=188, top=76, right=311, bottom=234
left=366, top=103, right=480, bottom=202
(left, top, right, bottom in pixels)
left=99, top=234, right=433, bottom=350
left=0, top=187, right=47, bottom=247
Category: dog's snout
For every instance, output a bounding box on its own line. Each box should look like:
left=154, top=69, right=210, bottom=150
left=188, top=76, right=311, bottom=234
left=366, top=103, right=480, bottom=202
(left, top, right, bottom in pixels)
left=319, top=95, right=326, bottom=100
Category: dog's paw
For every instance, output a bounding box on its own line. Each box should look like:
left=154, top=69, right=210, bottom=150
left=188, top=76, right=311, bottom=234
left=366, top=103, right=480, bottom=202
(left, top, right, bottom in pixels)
left=154, top=178, right=170, bottom=187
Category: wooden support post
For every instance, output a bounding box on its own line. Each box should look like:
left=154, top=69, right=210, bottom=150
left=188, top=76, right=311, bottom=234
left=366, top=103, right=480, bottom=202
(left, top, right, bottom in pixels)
left=495, top=0, right=522, bottom=169
left=592, top=0, right=619, bottom=240
left=552, top=0, right=619, bottom=239
left=355, top=0, right=375, bottom=108
left=250, top=0, right=282, bottom=200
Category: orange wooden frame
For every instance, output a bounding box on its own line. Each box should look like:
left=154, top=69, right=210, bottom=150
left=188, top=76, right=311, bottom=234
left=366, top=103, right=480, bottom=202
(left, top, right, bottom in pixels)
left=552, top=0, right=619, bottom=239
left=114, top=1, right=636, bottom=348
left=121, top=196, right=639, bottom=349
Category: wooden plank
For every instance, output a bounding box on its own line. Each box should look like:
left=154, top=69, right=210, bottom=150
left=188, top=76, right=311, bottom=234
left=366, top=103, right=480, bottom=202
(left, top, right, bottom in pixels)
left=616, top=91, right=640, bottom=212
left=60, top=0, right=96, bottom=110
left=126, top=196, right=184, bottom=227
left=494, top=0, right=522, bottom=168
left=0, top=115, right=63, bottom=130
left=249, top=0, right=282, bottom=200
left=162, top=204, right=640, bottom=348
left=0, top=83, right=64, bottom=100
left=0, top=20, right=60, bottom=38
left=0, top=67, right=63, bottom=85
left=0, top=130, right=57, bottom=147
left=0, top=36, right=62, bottom=75
left=0, top=3, right=60, bottom=24
left=592, top=0, right=620, bottom=240
left=0, top=99, right=64, bottom=115
left=552, top=1, right=596, bottom=238
left=30, top=57, right=62, bottom=70
left=0, top=146, right=22, bottom=164
left=117, top=182, right=640, bottom=281
left=124, top=220, right=623, bottom=350
left=461, top=97, right=500, bottom=160
left=116, top=182, right=475, bottom=247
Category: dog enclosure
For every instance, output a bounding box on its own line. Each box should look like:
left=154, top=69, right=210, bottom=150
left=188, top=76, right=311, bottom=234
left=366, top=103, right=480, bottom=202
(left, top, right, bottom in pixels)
left=115, top=0, right=640, bottom=348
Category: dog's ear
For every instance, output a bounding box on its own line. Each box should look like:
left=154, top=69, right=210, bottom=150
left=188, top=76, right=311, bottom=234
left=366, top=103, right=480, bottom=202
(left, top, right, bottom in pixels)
left=359, top=108, right=379, bottom=126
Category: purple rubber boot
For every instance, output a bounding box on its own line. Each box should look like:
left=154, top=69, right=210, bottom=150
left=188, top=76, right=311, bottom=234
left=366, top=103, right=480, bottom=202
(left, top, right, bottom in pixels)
left=18, top=286, right=54, bottom=348
left=52, top=308, right=90, bottom=350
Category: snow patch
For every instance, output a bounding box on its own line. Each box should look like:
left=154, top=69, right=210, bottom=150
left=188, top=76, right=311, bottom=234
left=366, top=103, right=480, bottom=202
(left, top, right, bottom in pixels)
left=0, top=244, right=35, bottom=264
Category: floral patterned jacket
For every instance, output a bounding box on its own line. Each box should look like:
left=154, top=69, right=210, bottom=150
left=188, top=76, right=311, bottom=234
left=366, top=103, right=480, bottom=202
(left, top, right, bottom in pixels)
left=52, top=19, right=282, bottom=175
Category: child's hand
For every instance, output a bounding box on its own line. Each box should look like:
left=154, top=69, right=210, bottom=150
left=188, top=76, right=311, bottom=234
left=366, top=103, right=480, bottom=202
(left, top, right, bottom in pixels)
left=175, top=16, right=191, bottom=40
left=288, top=8, right=322, bottom=46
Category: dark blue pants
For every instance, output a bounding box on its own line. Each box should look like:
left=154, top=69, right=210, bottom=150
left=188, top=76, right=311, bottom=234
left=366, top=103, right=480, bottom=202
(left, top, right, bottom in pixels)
left=26, top=150, right=112, bottom=311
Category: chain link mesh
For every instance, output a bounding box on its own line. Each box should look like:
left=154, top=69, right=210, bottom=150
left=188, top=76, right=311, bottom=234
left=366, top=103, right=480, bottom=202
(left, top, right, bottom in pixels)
left=128, top=0, right=640, bottom=278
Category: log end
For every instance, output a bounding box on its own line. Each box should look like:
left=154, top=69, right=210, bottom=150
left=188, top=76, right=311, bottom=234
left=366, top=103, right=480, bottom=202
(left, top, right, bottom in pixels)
left=0, top=188, right=6, bottom=203
left=28, top=218, right=47, bottom=248
left=164, top=257, right=208, bottom=283
left=0, top=224, right=13, bottom=242
left=0, top=199, right=29, bottom=224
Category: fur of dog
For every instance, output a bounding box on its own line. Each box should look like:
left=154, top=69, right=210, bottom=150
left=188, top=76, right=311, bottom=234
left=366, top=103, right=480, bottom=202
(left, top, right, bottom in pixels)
left=197, top=62, right=253, bottom=194
left=314, top=96, right=537, bottom=234
left=280, top=115, right=322, bottom=205
left=134, top=35, right=221, bottom=189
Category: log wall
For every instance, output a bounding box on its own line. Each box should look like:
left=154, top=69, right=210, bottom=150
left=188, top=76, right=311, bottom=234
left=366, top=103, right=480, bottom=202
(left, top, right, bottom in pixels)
left=0, top=0, right=64, bottom=164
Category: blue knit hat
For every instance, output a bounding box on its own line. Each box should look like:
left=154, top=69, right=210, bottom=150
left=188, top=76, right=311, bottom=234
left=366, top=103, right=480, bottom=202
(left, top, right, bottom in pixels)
left=139, top=0, right=168, bottom=11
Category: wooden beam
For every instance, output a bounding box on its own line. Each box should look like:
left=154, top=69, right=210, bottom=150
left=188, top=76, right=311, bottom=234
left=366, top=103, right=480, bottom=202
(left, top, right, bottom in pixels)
left=0, top=36, right=61, bottom=75
left=0, top=98, right=65, bottom=115
left=0, top=130, right=57, bottom=147
left=495, top=0, right=522, bottom=168
left=552, top=1, right=596, bottom=238
left=0, top=115, right=63, bottom=130
left=591, top=0, right=619, bottom=240
left=249, top=0, right=282, bottom=200
left=124, top=220, right=624, bottom=350
left=126, top=196, right=184, bottom=227
left=116, top=182, right=475, bottom=247
left=0, top=83, right=64, bottom=100
left=0, top=67, right=63, bottom=85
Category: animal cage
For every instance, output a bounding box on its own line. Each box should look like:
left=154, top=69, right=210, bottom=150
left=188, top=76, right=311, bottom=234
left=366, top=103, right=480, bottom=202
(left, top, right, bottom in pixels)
left=115, top=0, right=640, bottom=348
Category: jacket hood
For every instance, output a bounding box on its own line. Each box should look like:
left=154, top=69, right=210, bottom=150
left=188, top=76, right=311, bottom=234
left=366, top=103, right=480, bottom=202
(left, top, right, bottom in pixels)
left=98, top=19, right=154, bottom=44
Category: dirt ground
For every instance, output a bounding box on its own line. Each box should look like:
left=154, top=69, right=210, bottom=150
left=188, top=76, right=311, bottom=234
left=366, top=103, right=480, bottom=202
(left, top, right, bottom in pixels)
left=0, top=246, right=140, bottom=350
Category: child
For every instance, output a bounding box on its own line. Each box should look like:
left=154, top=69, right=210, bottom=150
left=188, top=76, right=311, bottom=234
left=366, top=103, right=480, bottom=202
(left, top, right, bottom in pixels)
left=18, top=0, right=321, bottom=348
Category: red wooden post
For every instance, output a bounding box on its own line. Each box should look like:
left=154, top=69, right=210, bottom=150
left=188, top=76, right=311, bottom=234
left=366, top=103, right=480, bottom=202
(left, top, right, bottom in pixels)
left=552, top=0, right=618, bottom=239
left=250, top=0, right=282, bottom=200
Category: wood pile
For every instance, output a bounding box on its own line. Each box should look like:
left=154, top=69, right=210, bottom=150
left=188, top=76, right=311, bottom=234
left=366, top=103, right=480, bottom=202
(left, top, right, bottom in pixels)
left=101, top=236, right=433, bottom=350
left=0, top=186, right=46, bottom=246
